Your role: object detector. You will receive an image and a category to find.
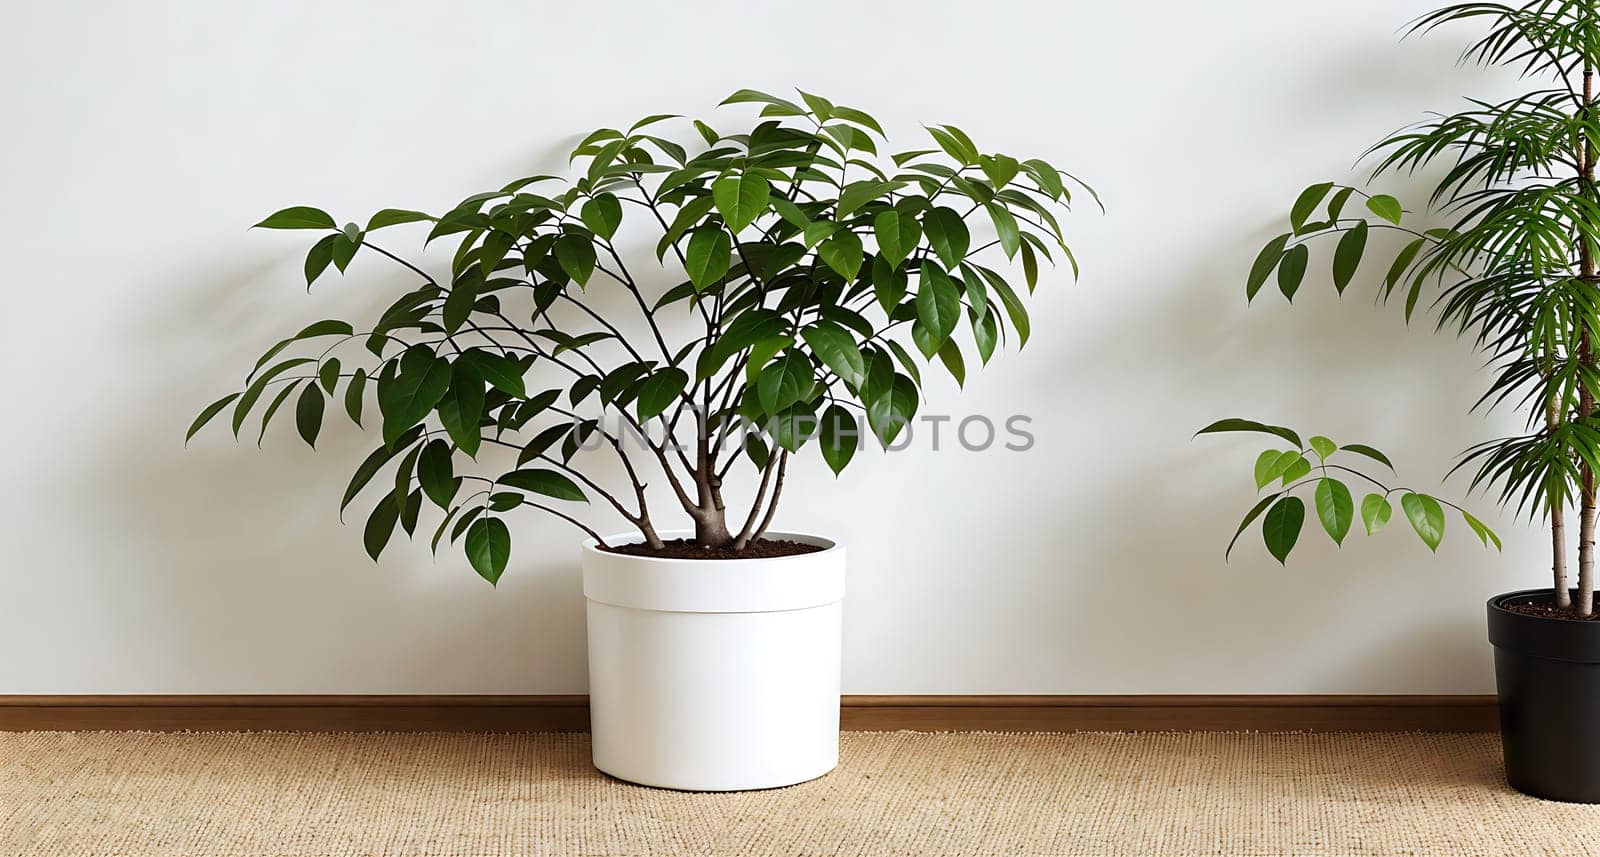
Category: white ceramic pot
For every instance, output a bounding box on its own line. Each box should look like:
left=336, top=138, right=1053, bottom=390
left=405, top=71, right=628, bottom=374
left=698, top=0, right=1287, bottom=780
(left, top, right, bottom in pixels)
left=581, top=531, right=845, bottom=791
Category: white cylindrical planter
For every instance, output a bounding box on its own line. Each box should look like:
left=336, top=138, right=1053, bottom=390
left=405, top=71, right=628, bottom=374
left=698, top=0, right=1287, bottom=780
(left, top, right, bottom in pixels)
left=582, top=531, right=845, bottom=791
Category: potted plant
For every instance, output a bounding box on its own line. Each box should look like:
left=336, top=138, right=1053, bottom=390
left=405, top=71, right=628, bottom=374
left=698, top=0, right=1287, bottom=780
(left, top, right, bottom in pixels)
left=1216, top=0, right=1600, bottom=802
left=187, top=89, right=1093, bottom=791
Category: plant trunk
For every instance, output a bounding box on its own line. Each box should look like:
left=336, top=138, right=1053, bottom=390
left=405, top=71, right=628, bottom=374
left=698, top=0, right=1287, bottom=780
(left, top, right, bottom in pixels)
left=694, top=508, right=732, bottom=547
left=690, top=399, right=732, bottom=548
left=1580, top=64, right=1597, bottom=616
left=1549, top=402, right=1572, bottom=610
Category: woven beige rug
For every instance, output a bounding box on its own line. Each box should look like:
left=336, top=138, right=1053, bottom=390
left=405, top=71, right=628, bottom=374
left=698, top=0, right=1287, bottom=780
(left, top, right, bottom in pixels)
left=3, top=731, right=1597, bottom=856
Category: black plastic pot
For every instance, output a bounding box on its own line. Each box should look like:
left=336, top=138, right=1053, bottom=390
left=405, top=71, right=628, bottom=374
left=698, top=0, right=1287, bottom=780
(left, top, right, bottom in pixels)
left=1488, top=588, right=1600, bottom=803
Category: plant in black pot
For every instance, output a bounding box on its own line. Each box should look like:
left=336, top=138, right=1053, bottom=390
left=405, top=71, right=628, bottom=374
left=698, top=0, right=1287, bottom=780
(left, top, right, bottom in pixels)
left=1228, top=0, right=1600, bottom=802
left=187, top=89, right=1093, bottom=790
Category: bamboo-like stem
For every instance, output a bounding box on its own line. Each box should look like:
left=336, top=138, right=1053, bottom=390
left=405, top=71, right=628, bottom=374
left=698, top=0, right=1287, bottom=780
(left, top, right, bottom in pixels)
left=1576, top=60, right=1597, bottom=616
left=1550, top=400, right=1573, bottom=609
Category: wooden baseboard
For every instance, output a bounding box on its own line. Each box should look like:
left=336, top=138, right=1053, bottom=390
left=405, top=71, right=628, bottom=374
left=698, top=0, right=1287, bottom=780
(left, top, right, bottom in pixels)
left=0, top=694, right=1497, bottom=733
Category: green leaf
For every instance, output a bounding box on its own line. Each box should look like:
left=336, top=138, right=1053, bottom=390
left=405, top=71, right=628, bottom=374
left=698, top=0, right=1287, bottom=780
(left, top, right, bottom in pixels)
left=366, top=209, right=433, bottom=231
left=915, top=263, right=962, bottom=352
left=744, top=335, right=795, bottom=382
left=304, top=234, right=337, bottom=287
left=927, top=124, right=978, bottom=164
left=800, top=323, right=866, bottom=388
left=923, top=207, right=970, bottom=269
left=580, top=193, right=623, bottom=240
left=837, top=180, right=905, bottom=218
left=1331, top=221, right=1368, bottom=294
left=937, top=338, right=965, bottom=387
left=658, top=194, right=716, bottom=258
left=1278, top=454, right=1311, bottom=486
left=1341, top=443, right=1394, bottom=470
left=757, top=351, right=814, bottom=415
left=769, top=403, right=818, bottom=453
left=803, top=220, right=837, bottom=249
left=971, top=308, right=998, bottom=364
left=488, top=492, right=522, bottom=512
left=344, top=368, right=367, bottom=426
left=255, top=383, right=299, bottom=444
left=684, top=227, right=733, bottom=289
left=459, top=348, right=527, bottom=398
left=392, top=442, right=422, bottom=511
left=294, top=384, right=325, bottom=448
left=1227, top=496, right=1276, bottom=560
left=1462, top=510, right=1502, bottom=550
left=517, top=424, right=570, bottom=466
left=1018, top=158, right=1066, bottom=201
left=187, top=393, right=241, bottom=443
left=363, top=494, right=400, bottom=561
left=886, top=340, right=922, bottom=386
left=1262, top=496, right=1305, bottom=564
left=436, top=360, right=486, bottom=458
left=819, top=405, right=860, bottom=475
left=318, top=358, right=341, bottom=394
left=1361, top=494, right=1392, bottom=536
left=873, top=208, right=922, bottom=268
left=465, top=517, right=510, bottom=585
left=984, top=272, right=1031, bottom=346
left=720, top=88, right=806, bottom=113
left=1401, top=493, right=1445, bottom=552
left=636, top=367, right=689, bottom=421
left=441, top=274, right=479, bottom=334
left=232, top=358, right=315, bottom=437
left=255, top=206, right=336, bottom=230
left=818, top=231, right=865, bottom=279
left=872, top=255, right=908, bottom=313
left=1290, top=183, right=1333, bottom=233
left=1195, top=418, right=1303, bottom=448
left=986, top=203, right=1021, bottom=258
left=340, top=428, right=423, bottom=516
left=1366, top=194, right=1403, bottom=225
left=866, top=374, right=918, bottom=446
left=1278, top=244, right=1308, bottom=300
left=418, top=439, right=457, bottom=509
left=1326, top=186, right=1356, bottom=221
left=712, top=173, right=771, bottom=233
left=1314, top=478, right=1353, bottom=545
left=554, top=234, right=596, bottom=285
left=744, top=433, right=770, bottom=469
left=378, top=349, right=452, bottom=447
left=832, top=105, right=884, bottom=136
left=1020, top=241, right=1039, bottom=290
left=499, top=468, right=587, bottom=503
left=1309, top=436, right=1337, bottom=461
left=331, top=232, right=361, bottom=273
left=979, top=154, right=1020, bottom=189
left=1386, top=239, right=1424, bottom=295
left=798, top=89, right=834, bottom=119
left=1255, top=450, right=1295, bottom=489
left=431, top=506, right=461, bottom=555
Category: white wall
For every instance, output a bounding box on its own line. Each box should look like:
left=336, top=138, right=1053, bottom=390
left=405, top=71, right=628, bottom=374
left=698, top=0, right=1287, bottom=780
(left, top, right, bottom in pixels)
left=0, top=0, right=1541, bottom=694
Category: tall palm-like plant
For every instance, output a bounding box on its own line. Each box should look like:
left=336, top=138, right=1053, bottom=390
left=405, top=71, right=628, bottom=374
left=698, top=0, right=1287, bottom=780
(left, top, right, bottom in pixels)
left=1243, top=1, right=1600, bottom=614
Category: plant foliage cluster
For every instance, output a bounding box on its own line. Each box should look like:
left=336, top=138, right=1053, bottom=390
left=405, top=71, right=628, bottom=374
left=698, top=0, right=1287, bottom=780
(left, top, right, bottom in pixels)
left=1218, top=2, right=1600, bottom=608
left=190, top=89, right=1093, bottom=583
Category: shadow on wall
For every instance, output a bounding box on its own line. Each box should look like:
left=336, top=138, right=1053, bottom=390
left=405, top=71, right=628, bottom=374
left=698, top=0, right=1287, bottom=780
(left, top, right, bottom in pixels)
left=967, top=78, right=1510, bottom=692
left=78, top=142, right=621, bottom=693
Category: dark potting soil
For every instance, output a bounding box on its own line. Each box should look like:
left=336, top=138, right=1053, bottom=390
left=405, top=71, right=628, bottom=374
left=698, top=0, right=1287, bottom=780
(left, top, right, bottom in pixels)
left=599, top=537, right=824, bottom=560
left=1501, top=599, right=1600, bottom=621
